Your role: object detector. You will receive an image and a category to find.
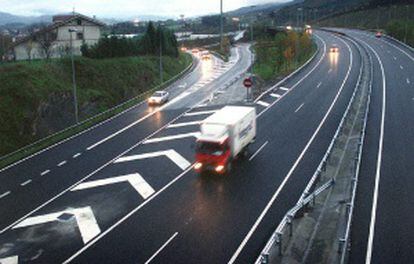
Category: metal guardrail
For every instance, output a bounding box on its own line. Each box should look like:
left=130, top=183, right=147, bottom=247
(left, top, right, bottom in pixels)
left=255, top=31, right=370, bottom=264
left=0, top=55, right=195, bottom=168
left=383, top=35, right=414, bottom=53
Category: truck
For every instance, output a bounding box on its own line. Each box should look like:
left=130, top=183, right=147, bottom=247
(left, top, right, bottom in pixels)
left=194, top=106, right=256, bottom=174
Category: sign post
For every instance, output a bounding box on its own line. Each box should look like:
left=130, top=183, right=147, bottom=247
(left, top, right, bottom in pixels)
left=243, top=77, right=253, bottom=103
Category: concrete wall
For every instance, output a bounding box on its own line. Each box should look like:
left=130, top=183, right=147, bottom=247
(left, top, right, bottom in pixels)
left=13, top=19, right=102, bottom=60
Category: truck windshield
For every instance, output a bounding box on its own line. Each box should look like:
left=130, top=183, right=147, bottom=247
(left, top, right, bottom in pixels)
left=196, top=141, right=225, bottom=156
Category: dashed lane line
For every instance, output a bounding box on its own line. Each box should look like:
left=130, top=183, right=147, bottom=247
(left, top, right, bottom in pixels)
left=57, top=160, right=67, bottom=167
left=20, top=179, right=32, bottom=186
left=407, top=78, right=411, bottom=85
left=249, top=141, right=269, bottom=162
left=73, top=153, right=82, bottom=158
left=167, top=121, right=201, bottom=128
left=317, top=82, right=323, bottom=88
left=0, top=191, right=11, bottom=199
left=40, top=170, right=50, bottom=176
left=400, top=65, right=404, bottom=70
left=295, top=103, right=305, bottom=113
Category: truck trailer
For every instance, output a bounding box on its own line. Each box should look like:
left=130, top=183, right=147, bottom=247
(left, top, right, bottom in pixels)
left=194, top=106, right=256, bottom=174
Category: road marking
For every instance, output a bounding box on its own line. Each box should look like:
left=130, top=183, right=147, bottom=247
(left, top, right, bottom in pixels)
left=63, top=167, right=193, bottom=263
left=143, top=132, right=200, bottom=144
left=270, top=93, right=282, bottom=98
left=249, top=141, right=269, bottom=161
left=400, top=65, right=404, bottom=70
left=393, top=56, right=397, bottom=60
left=279, top=87, right=289, bottom=91
left=184, top=110, right=216, bottom=116
left=72, top=173, right=155, bottom=199
left=229, top=33, right=353, bottom=263
left=0, top=255, right=18, bottom=264
left=256, top=101, right=270, bottom=107
left=167, top=121, right=201, bottom=128
left=73, top=153, right=82, bottom=158
left=295, top=103, right=305, bottom=113
left=40, top=170, right=50, bottom=176
left=407, top=78, right=411, bottom=84
left=328, top=68, right=332, bottom=73
left=115, top=150, right=191, bottom=170
left=57, top=160, right=67, bottom=167
left=144, top=232, right=179, bottom=264
left=0, top=191, right=11, bottom=199
left=20, top=179, right=32, bottom=186
left=317, top=82, right=323, bottom=88
left=13, top=206, right=100, bottom=244
left=360, top=39, right=387, bottom=264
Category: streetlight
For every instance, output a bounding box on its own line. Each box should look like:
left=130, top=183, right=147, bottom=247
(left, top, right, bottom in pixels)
left=68, top=28, right=79, bottom=124
left=220, top=0, right=223, bottom=52
left=159, top=23, right=164, bottom=84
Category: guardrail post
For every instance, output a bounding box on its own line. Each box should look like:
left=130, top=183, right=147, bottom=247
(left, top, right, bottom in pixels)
left=261, top=253, right=269, bottom=264
left=287, top=215, right=293, bottom=237
left=276, top=233, right=283, bottom=256
left=338, top=238, right=346, bottom=253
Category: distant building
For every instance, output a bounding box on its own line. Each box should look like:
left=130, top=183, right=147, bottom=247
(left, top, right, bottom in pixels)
left=10, top=13, right=105, bottom=61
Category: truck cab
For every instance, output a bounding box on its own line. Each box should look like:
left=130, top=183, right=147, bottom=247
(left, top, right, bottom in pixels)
left=195, top=135, right=232, bottom=174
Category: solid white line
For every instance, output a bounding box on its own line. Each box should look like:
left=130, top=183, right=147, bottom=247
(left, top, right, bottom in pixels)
left=0, top=191, right=11, bottom=199
left=295, top=103, right=305, bottom=113
left=256, top=101, right=270, bottom=107
left=115, top=150, right=191, bottom=171
left=279, top=87, right=289, bottom=91
left=144, top=232, right=179, bottom=264
left=249, top=141, right=269, bottom=161
left=73, top=153, right=82, bottom=158
left=40, top=170, right=50, bottom=176
left=143, top=132, right=200, bottom=144
left=63, top=166, right=193, bottom=264
left=382, top=39, right=414, bottom=61
left=72, top=173, right=155, bottom=199
left=167, top=121, right=201, bottom=128
left=229, top=32, right=353, bottom=263
left=184, top=110, right=216, bottom=116
left=270, top=93, right=282, bottom=98
left=20, top=179, right=32, bottom=186
left=400, top=65, right=404, bottom=70
left=317, top=82, right=322, bottom=88
left=407, top=78, right=410, bottom=85
left=57, top=160, right=67, bottom=167
left=359, top=39, right=387, bottom=264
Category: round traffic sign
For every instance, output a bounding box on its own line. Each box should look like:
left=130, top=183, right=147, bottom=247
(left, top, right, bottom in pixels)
left=243, top=77, right=253, bottom=88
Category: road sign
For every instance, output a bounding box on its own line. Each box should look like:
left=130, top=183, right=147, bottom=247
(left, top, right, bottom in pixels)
left=243, top=77, right=253, bottom=88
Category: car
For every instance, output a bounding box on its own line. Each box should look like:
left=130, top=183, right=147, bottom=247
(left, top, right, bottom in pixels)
left=375, top=31, right=382, bottom=38
left=148, top=91, right=169, bottom=105
left=330, top=44, right=339, bottom=53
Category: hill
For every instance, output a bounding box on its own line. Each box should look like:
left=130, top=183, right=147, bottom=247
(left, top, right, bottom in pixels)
left=0, top=11, right=51, bottom=25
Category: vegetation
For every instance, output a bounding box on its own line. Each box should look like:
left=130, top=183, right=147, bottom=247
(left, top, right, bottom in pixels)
left=82, top=22, right=179, bottom=59
left=0, top=53, right=191, bottom=158
left=253, top=30, right=314, bottom=81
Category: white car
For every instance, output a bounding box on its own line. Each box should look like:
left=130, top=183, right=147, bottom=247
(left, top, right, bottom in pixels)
left=148, top=91, right=169, bottom=105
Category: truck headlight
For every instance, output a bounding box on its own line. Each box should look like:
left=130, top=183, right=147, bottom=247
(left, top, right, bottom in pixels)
left=215, top=165, right=225, bottom=173
left=194, top=162, right=203, bottom=170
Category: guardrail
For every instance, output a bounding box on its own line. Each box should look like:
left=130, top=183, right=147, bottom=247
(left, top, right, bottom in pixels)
left=383, top=35, right=414, bottom=53
left=0, top=54, right=195, bottom=170
left=255, top=31, right=371, bottom=264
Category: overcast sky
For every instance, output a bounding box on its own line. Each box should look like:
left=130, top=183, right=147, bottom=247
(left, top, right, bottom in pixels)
left=0, top=0, right=290, bottom=19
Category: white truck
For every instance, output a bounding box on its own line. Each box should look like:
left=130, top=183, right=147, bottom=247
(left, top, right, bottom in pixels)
left=194, top=106, right=256, bottom=174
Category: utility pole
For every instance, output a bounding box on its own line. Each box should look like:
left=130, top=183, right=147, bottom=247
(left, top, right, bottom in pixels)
left=404, top=5, right=409, bottom=43
left=159, top=26, right=163, bottom=84
left=69, top=28, right=79, bottom=124
left=220, top=0, right=223, bottom=52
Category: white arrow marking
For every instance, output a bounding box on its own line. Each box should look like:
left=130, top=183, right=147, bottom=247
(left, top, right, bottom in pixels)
left=143, top=132, right=200, bottom=144
left=115, top=150, right=191, bottom=170
left=279, top=87, right=289, bottom=91
left=0, top=255, right=18, bottom=264
left=184, top=110, right=216, bottom=116
left=72, top=173, right=154, bottom=199
left=168, top=121, right=201, bottom=128
left=256, top=101, right=270, bottom=107
left=270, top=93, right=282, bottom=98
left=13, top=207, right=100, bottom=244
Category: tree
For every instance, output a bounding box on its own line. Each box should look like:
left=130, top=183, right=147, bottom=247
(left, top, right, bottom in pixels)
left=37, top=27, right=57, bottom=59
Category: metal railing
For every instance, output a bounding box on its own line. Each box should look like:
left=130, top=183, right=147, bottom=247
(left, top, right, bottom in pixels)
left=255, top=31, right=371, bottom=264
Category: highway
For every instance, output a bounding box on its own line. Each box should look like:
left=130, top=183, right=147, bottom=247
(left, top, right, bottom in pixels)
left=0, top=27, right=409, bottom=264
left=334, top=30, right=414, bottom=264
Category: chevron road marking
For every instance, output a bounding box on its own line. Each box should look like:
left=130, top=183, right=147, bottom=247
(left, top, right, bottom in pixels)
left=115, top=150, right=191, bottom=171
left=72, top=173, right=155, bottom=199
left=270, top=93, right=282, bottom=98
left=143, top=132, right=200, bottom=144
left=167, top=121, right=201, bottom=128
left=184, top=110, right=216, bottom=116
left=13, top=207, right=100, bottom=244
left=256, top=101, right=270, bottom=107
left=0, top=255, right=18, bottom=264
left=279, top=87, right=289, bottom=91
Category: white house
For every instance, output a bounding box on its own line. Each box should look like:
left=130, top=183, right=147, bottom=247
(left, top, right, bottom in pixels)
left=10, top=13, right=105, bottom=61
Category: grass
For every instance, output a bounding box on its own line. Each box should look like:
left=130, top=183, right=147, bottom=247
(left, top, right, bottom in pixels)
left=0, top=53, right=192, bottom=168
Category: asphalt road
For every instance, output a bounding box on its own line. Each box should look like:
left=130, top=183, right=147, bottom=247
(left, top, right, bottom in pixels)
left=333, top=30, right=414, bottom=264
left=0, top=30, right=366, bottom=264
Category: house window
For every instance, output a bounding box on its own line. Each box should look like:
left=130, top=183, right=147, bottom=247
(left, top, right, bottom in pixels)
left=77, top=32, right=84, bottom=40
left=77, top=19, right=82, bottom=25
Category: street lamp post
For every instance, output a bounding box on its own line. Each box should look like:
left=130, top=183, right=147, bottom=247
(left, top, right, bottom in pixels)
left=220, top=0, right=223, bottom=52
left=69, top=28, right=79, bottom=124
left=159, top=26, right=164, bottom=84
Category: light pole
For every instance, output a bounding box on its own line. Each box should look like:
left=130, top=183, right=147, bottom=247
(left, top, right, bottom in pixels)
left=69, top=28, right=79, bottom=124
left=404, top=5, right=409, bottom=43
left=159, top=25, right=164, bottom=84
left=220, top=0, right=223, bottom=52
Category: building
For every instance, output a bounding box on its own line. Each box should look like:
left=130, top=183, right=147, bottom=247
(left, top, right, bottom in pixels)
left=10, top=13, right=105, bottom=61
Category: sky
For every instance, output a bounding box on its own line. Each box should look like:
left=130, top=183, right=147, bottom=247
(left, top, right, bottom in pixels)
left=0, top=0, right=290, bottom=19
